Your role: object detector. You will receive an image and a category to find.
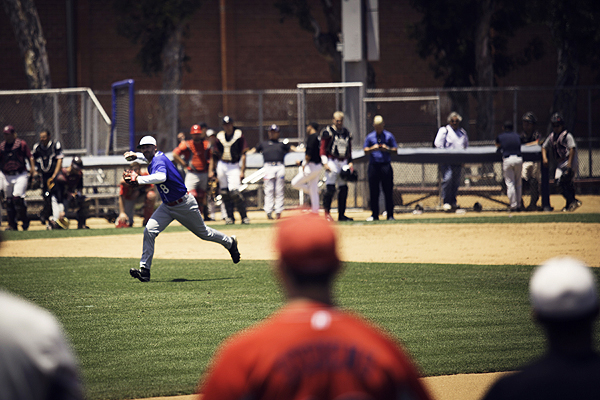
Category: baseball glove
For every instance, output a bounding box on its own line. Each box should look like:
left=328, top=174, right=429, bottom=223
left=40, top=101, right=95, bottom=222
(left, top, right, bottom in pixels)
left=208, top=178, right=218, bottom=201
left=115, top=213, right=130, bottom=228
left=557, top=167, right=573, bottom=186
left=339, top=165, right=358, bottom=182
left=123, top=169, right=139, bottom=187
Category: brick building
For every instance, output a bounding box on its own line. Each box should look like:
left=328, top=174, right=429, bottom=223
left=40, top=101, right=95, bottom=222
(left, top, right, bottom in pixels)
left=1, top=0, right=597, bottom=147
left=2, top=0, right=588, bottom=92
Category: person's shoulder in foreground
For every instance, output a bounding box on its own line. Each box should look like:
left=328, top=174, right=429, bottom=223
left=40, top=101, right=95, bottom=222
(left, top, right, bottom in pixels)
left=198, top=213, right=432, bottom=400
left=482, top=256, right=600, bottom=400
left=0, top=289, right=84, bottom=400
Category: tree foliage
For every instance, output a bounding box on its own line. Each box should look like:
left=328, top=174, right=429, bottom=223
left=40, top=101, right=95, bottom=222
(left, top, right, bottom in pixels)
left=113, top=0, right=202, bottom=76
left=112, top=0, right=203, bottom=149
left=407, top=0, right=547, bottom=138
left=408, top=0, right=544, bottom=89
left=275, top=0, right=342, bottom=82
left=527, top=0, right=600, bottom=130
left=3, top=0, right=52, bottom=130
left=3, top=0, right=51, bottom=89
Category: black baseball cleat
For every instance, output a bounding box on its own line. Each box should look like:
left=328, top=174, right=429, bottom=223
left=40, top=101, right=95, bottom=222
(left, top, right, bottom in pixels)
left=130, top=267, right=151, bottom=282
left=228, top=235, right=241, bottom=264
left=338, top=215, right=354, bottom=221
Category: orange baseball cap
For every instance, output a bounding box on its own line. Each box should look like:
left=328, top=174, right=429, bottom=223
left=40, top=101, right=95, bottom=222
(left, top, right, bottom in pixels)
left=190, top=124, right=202, bottom=134
left=275, top=213, right=340, bottom=275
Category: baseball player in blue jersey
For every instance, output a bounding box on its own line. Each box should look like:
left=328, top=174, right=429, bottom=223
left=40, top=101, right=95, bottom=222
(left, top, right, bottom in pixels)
left=123, top=136, right=240, bottom=282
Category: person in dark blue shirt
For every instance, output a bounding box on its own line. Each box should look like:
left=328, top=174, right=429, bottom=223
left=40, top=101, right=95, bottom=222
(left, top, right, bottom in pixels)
left=363, top=115, right=398, bottom=221
left=495, top=120, right=523, bottom=211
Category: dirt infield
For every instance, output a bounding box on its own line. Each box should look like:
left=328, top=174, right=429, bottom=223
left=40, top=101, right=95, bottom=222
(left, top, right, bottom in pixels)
left=2, top=194, right=599, bottom=400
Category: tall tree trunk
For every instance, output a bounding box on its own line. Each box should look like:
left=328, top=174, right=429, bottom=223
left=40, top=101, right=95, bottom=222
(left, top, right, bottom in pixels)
left=3, top=0, right=52, bottom=131
left=475, top=0, right=494, bottom=140
left=552, top=38, right=579, bottom=133
left=157, top=23, right=184, bottom=151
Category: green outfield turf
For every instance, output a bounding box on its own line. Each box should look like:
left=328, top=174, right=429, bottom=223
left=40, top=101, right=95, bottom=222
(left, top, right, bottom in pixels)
left=2, top=257, right=599, bottom=400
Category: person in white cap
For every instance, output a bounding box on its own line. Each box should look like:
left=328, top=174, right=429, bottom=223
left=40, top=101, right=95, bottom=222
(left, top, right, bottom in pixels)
left=246, top=124, right=298, bottom=219
left=123, top=136, right=240, bottom=282
left=482, top=256, right=600, bottom=400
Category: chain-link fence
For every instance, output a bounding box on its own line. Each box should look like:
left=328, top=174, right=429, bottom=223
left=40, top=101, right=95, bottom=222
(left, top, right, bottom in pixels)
left=2, top=85, right=598, bottom=216
left=365, top=86, right=600, bottom=149
left=362, top=86, right=600, bottom=211
left=0, top=88, right=111, bottom=156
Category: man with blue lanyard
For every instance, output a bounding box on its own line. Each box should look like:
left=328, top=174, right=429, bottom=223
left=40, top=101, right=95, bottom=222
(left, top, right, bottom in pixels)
left=123, top=136, right=240, bottom=282
left=363, top=115, right=398, bottom=221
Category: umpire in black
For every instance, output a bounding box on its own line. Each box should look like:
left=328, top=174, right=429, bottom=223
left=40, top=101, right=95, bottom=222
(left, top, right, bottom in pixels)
left=363, top=115, right=398, bottom=221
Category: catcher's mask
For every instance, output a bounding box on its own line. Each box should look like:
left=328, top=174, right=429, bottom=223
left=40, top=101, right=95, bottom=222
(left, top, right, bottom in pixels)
left=339, top=165, right=358, bottom=182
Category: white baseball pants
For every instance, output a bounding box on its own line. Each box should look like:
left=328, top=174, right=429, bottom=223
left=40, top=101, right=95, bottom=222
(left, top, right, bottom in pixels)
left=502, top=155, right=523, bottom=209
left=216, top=161, right=241, bottom=191
left=325, top=158, right=348, bottom=186
left=0, top=171, right=29, bottom=198
left=291, top=162, right=323, bottom=213
left=262, top=163, right=285, bottom=215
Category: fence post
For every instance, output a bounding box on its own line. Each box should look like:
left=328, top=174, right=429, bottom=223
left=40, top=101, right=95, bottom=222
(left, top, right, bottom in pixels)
left=513, top=89, right=518, bottom=131
left=53, top=93, right=60, bottom=145
left=258, top=91, right=264, bottom=143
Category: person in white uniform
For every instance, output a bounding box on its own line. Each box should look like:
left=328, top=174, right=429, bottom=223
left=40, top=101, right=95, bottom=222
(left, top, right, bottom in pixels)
left=291, top=122, right=322, bottom=214
left=247, top=124, right=298, bottom=219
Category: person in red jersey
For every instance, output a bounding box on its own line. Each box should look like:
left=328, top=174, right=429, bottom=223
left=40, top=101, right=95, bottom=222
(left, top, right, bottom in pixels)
left=198, top=213, right=432, bottom=400
left=173, top=123, right=213, bottom=220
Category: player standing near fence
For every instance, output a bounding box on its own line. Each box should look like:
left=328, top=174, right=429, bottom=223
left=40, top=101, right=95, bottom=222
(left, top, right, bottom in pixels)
left=320, top=111, right=355, bottom=222
left=215, top=116, right=250, bottom=225
left=434, top=112, right=469, bottom=211
left=0, top=125, right=37, bottom=231
left=247, top=124, right=298, bottom=220
left=172, top=123, right=212, bottom=220
left=48, top=156, right=89, bottom=230
left=496, top=120, right=523, bottom=211
left=291, top=122, right=322, bottom=214
left=519, top=112, right=542, bottom=211
left=542, top=113, right=581, bottom=212
left=32, top=129, right=64, bottom=225
left=123, top=136, right=240, bottom=282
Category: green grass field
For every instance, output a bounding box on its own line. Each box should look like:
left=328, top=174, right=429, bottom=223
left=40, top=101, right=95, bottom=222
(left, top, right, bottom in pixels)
left=2, top=256, right=600, bottom=400
left=1, top=211, right=599, bottom=399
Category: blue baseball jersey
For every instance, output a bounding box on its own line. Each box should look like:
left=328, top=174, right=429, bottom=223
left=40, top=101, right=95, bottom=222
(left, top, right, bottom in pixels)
left=148, top=151, right=188, bottom=203
left=364, top=130, right=398, bottom=164
left=495, top=132, right=522, bottom=158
